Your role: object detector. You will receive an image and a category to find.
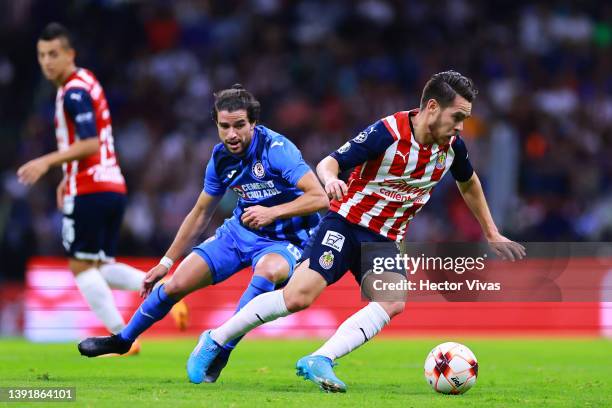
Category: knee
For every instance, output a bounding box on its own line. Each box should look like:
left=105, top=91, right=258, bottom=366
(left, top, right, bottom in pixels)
left=161, top=278, right=186, bottom=300
left=255, top=267, right=287, bottom=284
left=283, top=290, right=313, bottom=313
left=69, top=259, right=96, bottom=275
left=160, top=253, right=212, bottom=300
left=254, top=253, right=292, bottom=284
left=381, top=301, right=405, bottom=318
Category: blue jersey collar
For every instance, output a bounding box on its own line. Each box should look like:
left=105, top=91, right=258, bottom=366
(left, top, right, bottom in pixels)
left=244, top=126, right=261, bottom=159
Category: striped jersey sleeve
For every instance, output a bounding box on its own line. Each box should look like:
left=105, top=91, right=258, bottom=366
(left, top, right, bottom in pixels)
left=63, top=88, right=97, bottom=139
left=330, top=120, right=396, bottom=172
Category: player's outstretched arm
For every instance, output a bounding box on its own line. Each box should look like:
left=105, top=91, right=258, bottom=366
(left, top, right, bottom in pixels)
left=241, top=171, right=329, bottom=229
left=17, top=138, right=99, bottom=185
left=316, top=156, right=348, bottom=201
left=456, top=173, right=526, bottom=261
left=142, top=191, right=222, bottom=296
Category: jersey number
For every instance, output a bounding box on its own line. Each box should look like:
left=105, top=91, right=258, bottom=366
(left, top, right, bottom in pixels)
left=99, top=124, right=117, bottom=166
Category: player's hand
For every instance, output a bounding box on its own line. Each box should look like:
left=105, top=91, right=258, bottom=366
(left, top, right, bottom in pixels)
left=56, top=178, right=67, bottom=210
left=17, top=157, right=50, bottom=185
left=487, top=233, right=526, bottom=261
left=140, top=264, right=168, bottom=297
left=241, top=205, right=276, bottom=229
left=325, top=179, right=348, bottom=201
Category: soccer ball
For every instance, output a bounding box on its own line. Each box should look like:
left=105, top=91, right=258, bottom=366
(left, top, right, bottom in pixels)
left=424, top=342, right=478, bottom=395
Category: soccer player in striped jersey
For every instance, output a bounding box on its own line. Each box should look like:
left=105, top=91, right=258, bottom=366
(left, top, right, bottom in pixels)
left=78, top=84, right=330, bottom=382
left=189, top=71, right=526, bottom=391
left=17, top=23, right=188, bottom=353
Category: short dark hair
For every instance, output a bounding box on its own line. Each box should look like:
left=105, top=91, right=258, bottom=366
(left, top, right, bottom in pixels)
left=420, top=70, right=477, bottom=110
left=212, top=84, right=261, bottom=123
left=39, top=22, right=73, bottom=49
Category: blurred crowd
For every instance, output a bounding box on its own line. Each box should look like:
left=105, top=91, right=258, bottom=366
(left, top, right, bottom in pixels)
left=2, top=0, right=612, bottom=281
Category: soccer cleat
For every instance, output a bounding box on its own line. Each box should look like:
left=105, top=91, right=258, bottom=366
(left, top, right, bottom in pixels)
left=78, top=334, right=133, bottom=357
left=186, top=330, right=222, bottom=384
left=203, top=347, right=232, bottom=383
left=296, top=355, right=347, bottom=393
left=170, top=300, right=189, bottom=331
left=96, top=339, right=141, bottom=358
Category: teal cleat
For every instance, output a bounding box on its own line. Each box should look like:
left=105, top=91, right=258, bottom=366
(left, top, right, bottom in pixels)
left=295, top=355, right=347, bottom=393
left=187, top=330, right=222, bottom=384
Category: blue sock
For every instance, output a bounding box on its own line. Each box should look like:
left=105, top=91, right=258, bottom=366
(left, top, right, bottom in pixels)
left=119, top=284, right=177, bottom=342
left=224, top=275, right=276, bottom=350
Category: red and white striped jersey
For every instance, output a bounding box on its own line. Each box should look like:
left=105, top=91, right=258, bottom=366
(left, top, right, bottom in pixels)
left=329, top=110, right=473, bottom=242
left=55, top=68, right=126, bottom=197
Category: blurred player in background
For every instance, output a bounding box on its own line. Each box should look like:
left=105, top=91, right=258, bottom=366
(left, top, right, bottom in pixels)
left=188, top=71, right=526, bottom=391
left=17, top=23, right=188, bottom=354
left=78, top=84, right=329, bottom=382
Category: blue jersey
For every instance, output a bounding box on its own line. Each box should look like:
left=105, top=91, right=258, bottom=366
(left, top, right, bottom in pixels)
left=204, top=125, right=319, bottom=248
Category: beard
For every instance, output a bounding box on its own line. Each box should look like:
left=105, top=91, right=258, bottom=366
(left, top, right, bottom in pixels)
left=429, top=116, right=454, bottom=145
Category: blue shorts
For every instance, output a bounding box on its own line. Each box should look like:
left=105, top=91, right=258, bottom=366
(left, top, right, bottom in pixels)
left=301, top=211, right=392, bottom=285
left=62, top=192, right=127, bottom=262
left=193, top=218, right=304, bottom=284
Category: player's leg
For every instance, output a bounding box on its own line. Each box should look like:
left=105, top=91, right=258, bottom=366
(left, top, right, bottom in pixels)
left=310, top=241, right=406, bottom=361
left=70, top=258, right=126, bottom=334
left=295, top=301, right=404, bottom=393
left=204, top=247, right=299, bottom=382
left=188, top=213, right=353, bottom=383
left=311, top=301, right=404, bottom=361
left=99, top=261, right=144, bottom=290
left=78, top=253, right=213, bottom=357
left=98, top=193, right=188, bottom=330
left=65, top=193, right=126, bottom=335
left=230, top=251, right=295, bottom=339
left=233, top=252, right=293, bottom=327
left=209, top=215, right=354, bottom=348
left=120, top=223, right=254, bottom=342
left=296, top=215, right=399, bottom=392
left=210, top=259, right=328, bottom=344
left=291, top=255, right=355, bottom=393
left=79, top=223, right=246, bottom=357
left=187, top=259, right=327, bottom=383
left=309, top=234, right=406, bottom=363
left=120, top=253, right=212, bottom=340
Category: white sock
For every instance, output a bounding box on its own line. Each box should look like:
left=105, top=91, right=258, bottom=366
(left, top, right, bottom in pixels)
left=74, top=267, right=125, bottom=334
left=211, top=289, right=290, bottom=345
left=312, top=302, right=390, bottom=361
left=99, top=262, right=145, bottom=291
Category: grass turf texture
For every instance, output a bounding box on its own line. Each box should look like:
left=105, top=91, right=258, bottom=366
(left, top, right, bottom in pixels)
left=0, top=338, right=610, bottom=407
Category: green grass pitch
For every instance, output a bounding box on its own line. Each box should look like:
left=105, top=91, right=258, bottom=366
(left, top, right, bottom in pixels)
left=0, top=338, right=610, bottom=407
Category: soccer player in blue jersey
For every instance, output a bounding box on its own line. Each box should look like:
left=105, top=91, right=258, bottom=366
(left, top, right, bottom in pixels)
left=78, top=84, right=329, bottom=382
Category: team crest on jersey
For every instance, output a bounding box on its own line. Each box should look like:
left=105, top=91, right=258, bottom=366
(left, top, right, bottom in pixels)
left=319, top=250, right=335, bottom=270
left=435, top=152, right=447, bottom=170
left=251, top=161, right=266, bottom=179
left=337, top=142, right=351, bottom=154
